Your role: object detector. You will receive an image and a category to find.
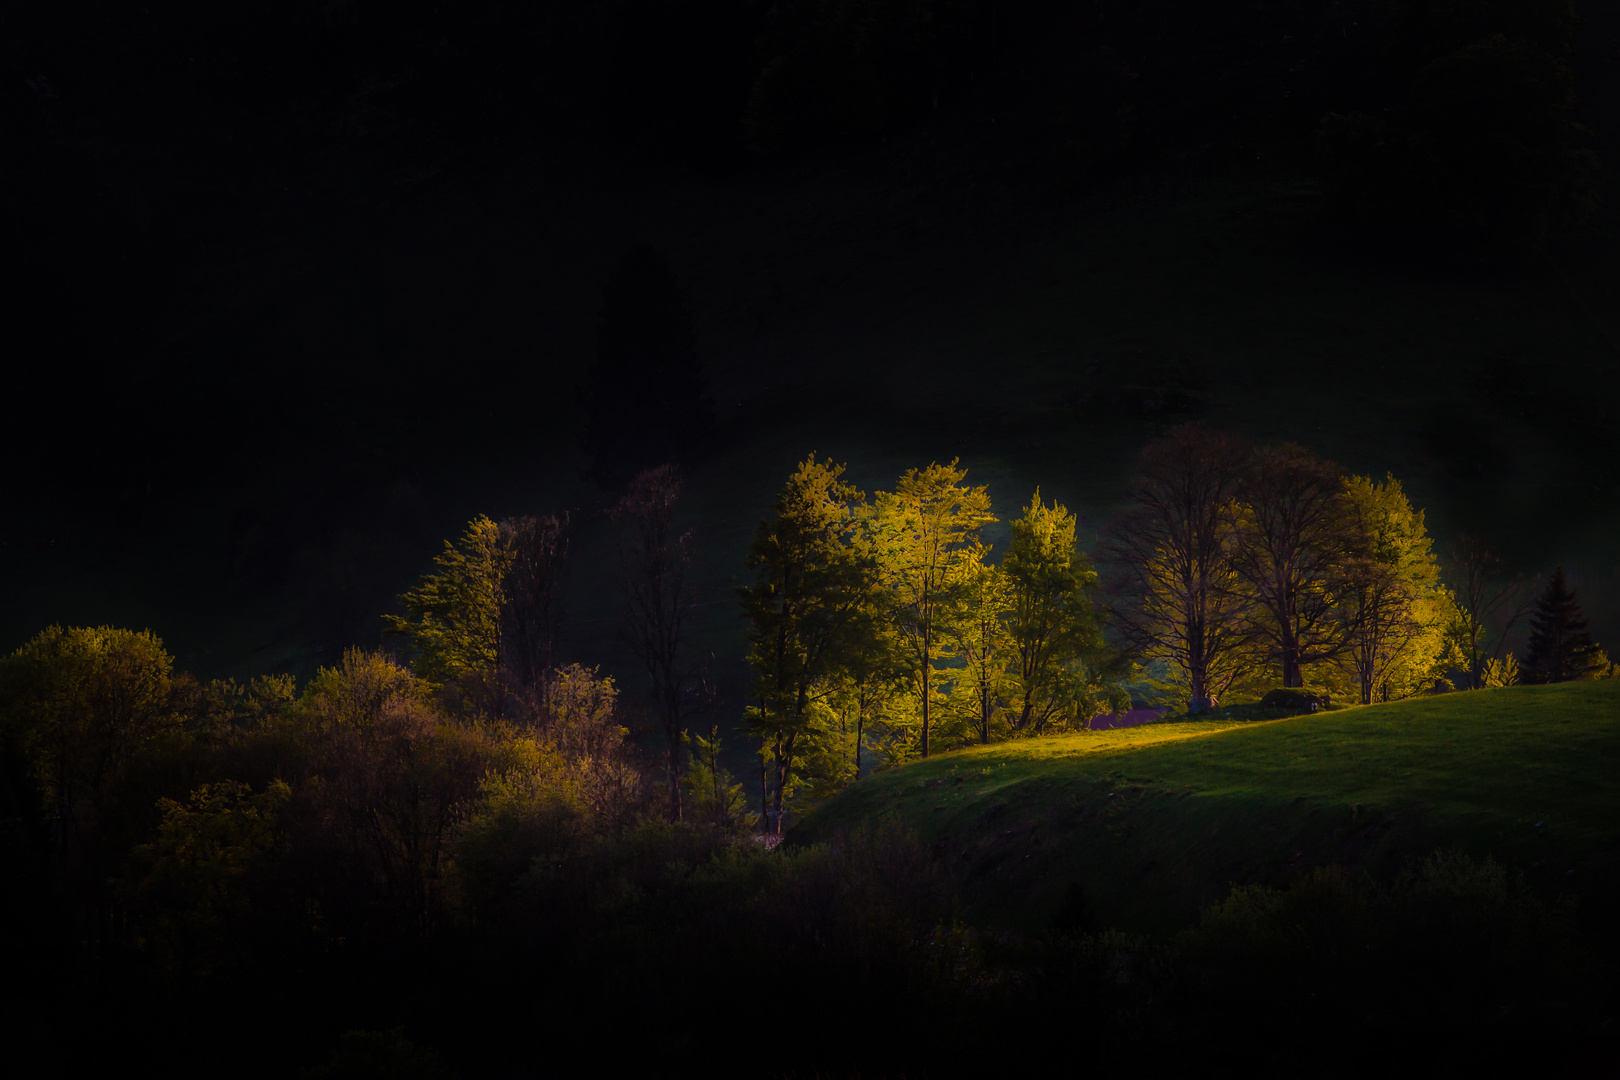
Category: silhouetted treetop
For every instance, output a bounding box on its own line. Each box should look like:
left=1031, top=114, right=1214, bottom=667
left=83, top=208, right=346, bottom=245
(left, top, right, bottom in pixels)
left=1522, top=566, right=1604, bottom=683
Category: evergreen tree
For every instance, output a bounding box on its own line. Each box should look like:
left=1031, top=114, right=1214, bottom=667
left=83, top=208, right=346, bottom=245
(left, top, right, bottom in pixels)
left=1522, top=567, right=1603, bottom=683
left=580, top=245, right=716, bottom=492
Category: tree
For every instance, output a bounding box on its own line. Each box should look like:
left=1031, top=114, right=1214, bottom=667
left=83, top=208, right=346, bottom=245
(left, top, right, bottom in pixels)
left=616, top=465, right=697, bottom=820
left=295, top=649, right=495, bottom=936
left=1231, top=444, right=1360, bottom=688
left=871, top=460, right=996, bottom=759
left=122, top=778, right=290, bottom=978
left=1337, top=475, right=1460, bottom=703
left=580, top=245, right=716, bottom=492
left=0, top=626, right=183, bottom=867
left=1521, top=567, right=1605, bottom=683
left=818, top=605, right=906, bottom=783
left=739, top=456, right=875, bottom=832
left=385, top=515, right=512, bottom=713
left=1004, top=489, right=1110, bottom=732
left=1449, top=533, right=1535, bottom=689
left=948, top=556, right=1015, bottom=745
left=499, top=513, right=569, bottom=712
left=1102, top=426, right=1253, bottom=709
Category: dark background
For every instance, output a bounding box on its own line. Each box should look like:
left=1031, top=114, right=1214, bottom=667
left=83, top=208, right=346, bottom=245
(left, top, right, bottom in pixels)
left=5, top=0, right=1617, bottom=723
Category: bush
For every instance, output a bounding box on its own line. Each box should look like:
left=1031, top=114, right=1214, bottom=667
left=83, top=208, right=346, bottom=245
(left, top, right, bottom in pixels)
left=1258, top=687, right=1332, bottom=711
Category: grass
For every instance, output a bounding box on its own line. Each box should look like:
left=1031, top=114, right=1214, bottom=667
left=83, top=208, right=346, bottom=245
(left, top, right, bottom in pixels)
left=789, top=680, right=1620, bottom=935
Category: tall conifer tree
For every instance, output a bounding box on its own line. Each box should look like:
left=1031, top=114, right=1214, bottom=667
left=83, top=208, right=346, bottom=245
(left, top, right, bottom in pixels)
left=1522, top=567, right=1603, bottom=683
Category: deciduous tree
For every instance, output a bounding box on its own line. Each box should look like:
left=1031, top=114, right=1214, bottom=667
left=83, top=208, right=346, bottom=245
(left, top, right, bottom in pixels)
left=1337, top=475, right=1460, bottom=703
left=384, top=515, right=512, bottom=713
left=1449, top=533, right=1535, bottom=689
left=294, top=649, right=494, bottom=936
left=948, top=556, right=1015, bottom=745
left=1102, top=426, right=1253, bottom=709
left=500, top=513, right=569, bottom=712
left=1005, top=490, right=1111, bottom=732
left=617, top=465, right=697, bottom=820
left=0, top=626, right=184, bottom=868
left=871, top=461, right=996, bottom=758
left=1232, top=444, right=1360, bottom=688
left=739, top=456, right=875, bottom=832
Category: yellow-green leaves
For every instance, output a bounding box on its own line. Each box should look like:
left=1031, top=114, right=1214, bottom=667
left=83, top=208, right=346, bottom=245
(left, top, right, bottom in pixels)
left=1336, top=474, right=1462, bottom=703
left=384, top=515, right=512, bottom=696
left=871, top=460, right=996, bottom=758
left=1, top=625, right=183, bottom=827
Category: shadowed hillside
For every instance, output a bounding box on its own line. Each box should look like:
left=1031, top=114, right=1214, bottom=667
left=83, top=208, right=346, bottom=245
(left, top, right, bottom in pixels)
left=792, top=680, right=1620, bottom=933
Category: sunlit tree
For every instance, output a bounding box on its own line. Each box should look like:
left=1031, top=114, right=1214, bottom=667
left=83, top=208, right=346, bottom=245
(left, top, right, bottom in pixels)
left=739, top=456, right=876, bottom=831
left=1004, top=490, right=1114, bottom=732
left=0, top=625, right=183, bottom=867
left=385, top=515, right=512, bottom=712
left=1337, top=474, right=1461, bottom=703
left=871, top=460, right=996, bottom=758
left=946, top=556, right=1015, bottom=745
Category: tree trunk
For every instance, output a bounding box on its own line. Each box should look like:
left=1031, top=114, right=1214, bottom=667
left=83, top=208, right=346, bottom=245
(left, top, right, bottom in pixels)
left=758, top=743, right=768, bottom=832
left=855, top=703, right=865, bottom=777
left=768, top=731, right=797, bottom=835
left=1283, top=649, right=1302, bottom=687
left=920, top=631, right=931, bottom=759
left=981, top=679, right=991, bottom=744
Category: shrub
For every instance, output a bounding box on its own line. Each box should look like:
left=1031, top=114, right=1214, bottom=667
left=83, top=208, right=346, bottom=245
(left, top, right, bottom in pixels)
left=1258, top=686, right=1332, bottom=711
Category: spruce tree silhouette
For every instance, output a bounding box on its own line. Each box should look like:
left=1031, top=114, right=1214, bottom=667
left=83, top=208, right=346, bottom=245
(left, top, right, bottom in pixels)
left=1522, top=567, right=1603, bottom=683
left=580, top=246, right=716, bottom=492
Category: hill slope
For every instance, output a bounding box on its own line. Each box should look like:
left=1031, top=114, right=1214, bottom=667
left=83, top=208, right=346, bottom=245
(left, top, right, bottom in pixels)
left=791, top=681, right=1620, bottom=934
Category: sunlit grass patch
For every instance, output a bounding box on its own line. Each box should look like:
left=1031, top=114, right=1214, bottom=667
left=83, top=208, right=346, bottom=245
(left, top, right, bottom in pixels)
left=792, top=681, right=1620, bottom=934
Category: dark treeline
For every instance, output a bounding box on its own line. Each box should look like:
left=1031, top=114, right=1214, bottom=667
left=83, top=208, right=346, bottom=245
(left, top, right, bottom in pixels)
left=3, top=429, right=1612, bottom=1074
left=5, top=0, right=1609, bottom=679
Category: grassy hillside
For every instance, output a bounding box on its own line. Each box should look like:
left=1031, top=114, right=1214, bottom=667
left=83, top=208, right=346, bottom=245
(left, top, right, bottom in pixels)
left=790, top=680, right=1620, bottom=934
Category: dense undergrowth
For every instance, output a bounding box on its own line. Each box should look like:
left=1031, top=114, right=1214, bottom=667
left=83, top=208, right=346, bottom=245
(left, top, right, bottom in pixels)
left=3, top=642, right=1612, bottom=1075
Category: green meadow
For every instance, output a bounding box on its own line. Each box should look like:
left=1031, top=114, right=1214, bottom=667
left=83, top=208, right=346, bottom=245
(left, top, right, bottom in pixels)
left=792, top=680, right=1620, bottom=934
